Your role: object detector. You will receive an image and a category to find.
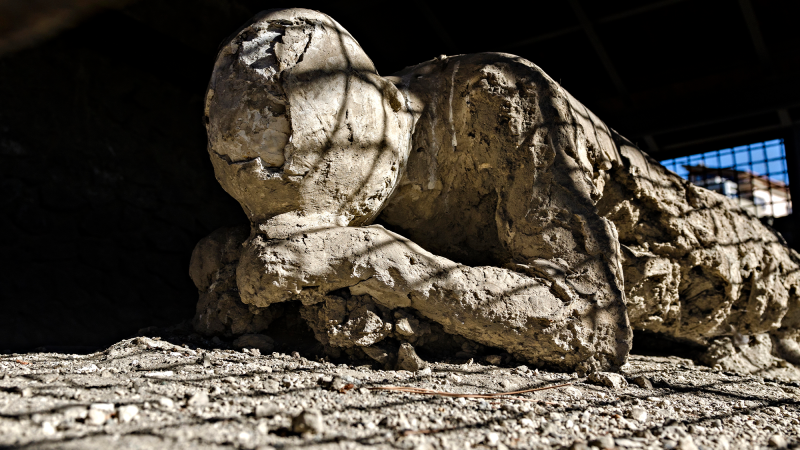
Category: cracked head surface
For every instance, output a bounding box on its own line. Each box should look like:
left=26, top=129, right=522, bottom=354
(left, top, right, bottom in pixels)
left=205, top=8, right=414, bottom=233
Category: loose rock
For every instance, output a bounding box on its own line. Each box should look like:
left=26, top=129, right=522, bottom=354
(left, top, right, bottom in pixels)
left=632, top=375, right=653, bottom=389
left=117, top=405, right=139, bottom=423
left=769, top=434, right=787, bottom=448
left=396, top=343, right=426, bottom=372
left=187, top=391, right=209, bottom=408
left=589, top=434, right=615, bottom=449
left=232, top=334, right=275, bottom=353
left=588, top=372, right=628, bottom=389
left=629, top=406, right=648, bottom=422
left=292, top=409, right=324, bottom=435
left=86, top=409, right=107, bottom=425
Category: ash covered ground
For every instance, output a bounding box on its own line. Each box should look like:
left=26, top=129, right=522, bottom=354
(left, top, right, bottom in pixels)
left=1, top=329, right=799, bottom=450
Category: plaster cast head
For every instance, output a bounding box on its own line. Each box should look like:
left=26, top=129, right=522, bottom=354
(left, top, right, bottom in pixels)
left=205, top=8, right=413, bottom=233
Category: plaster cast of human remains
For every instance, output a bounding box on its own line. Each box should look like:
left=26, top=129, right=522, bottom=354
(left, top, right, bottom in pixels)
left=194, top=8, right=800, bottom=374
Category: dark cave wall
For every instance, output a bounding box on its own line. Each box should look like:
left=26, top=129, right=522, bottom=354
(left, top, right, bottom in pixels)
left=0, top=5, right=250, bottom=351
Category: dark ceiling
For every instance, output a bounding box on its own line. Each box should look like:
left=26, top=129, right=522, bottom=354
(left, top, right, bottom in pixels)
left=3, top=0, right=799, bottom=158
left=332, top=0, right=800, bottom=160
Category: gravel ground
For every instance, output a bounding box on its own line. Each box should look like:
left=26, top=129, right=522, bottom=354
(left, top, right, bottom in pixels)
left=2, top=334, right=800, bottom=450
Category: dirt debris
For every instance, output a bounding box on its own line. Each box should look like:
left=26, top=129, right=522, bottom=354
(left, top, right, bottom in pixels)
left=1, top=333, right=800, bottom=449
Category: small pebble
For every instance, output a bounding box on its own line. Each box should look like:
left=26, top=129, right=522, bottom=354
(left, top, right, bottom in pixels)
left=86, top=409, right=108, bottom=426
left=563, top=386, right=583, bottom=398
left=633, top=375, right=653, bottom=389
left=117, top=405, right=139, bottom=423
left=396, top=343, right=426, bottom=371
left=769, top=434, right=787, bottom=448
left=629, top=406, right=648, bottom=422
left=589, top=434, right=615, bottom=449
left=187, top=391, right=209, bottom=407
left=292, top=409, right=324, bottom=435
left=255, top=403, right=280, bottom=418
left=63, top=406, right=88, bottom=420
left=330, top=376, right=347, bottom=391
left=41, top=422, right=56, bottom=435
left=90, top=403, right=115, bottom=412
left=588, top=372, right=628, bottom=389
left=485, top=355, right=502, bottom=365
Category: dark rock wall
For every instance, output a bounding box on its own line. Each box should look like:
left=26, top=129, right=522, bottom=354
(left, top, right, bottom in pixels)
left=0, top=5, right=250, bottom=351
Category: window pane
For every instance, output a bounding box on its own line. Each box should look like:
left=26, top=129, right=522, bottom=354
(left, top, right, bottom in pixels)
left=659, top=139, right=790, bottom=219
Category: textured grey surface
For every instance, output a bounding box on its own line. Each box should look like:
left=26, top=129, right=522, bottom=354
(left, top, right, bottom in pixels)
left=599, top=136, right=800, bottom=350
left=1, top=335, right=799, bottom=449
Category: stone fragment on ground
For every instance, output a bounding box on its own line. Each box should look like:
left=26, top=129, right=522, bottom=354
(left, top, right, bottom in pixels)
left=632, top=375, right=654, bottom=389
left=291, top=409, right=323, bottom=435
left=395, top=342, right=426, bottom=372
left=589, top=434, right=615, bottom=449
left=232, top=333, right=275, bottom=353
left=588, top=371, right=628, bottom=389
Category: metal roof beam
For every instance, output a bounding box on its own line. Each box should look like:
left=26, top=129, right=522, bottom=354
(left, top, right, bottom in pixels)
left=568, top=0, right=628, bottom=97
left=413, top=1, right=456, bottom=54
left=505, top=0, right=689, bottom=50
left=601, top=71, right=800, bottom=139
left=596, top=0, right=690, bottom=24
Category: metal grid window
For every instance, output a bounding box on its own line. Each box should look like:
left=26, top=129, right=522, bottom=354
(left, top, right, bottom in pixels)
left=660, top=139, right=793, bottom=219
